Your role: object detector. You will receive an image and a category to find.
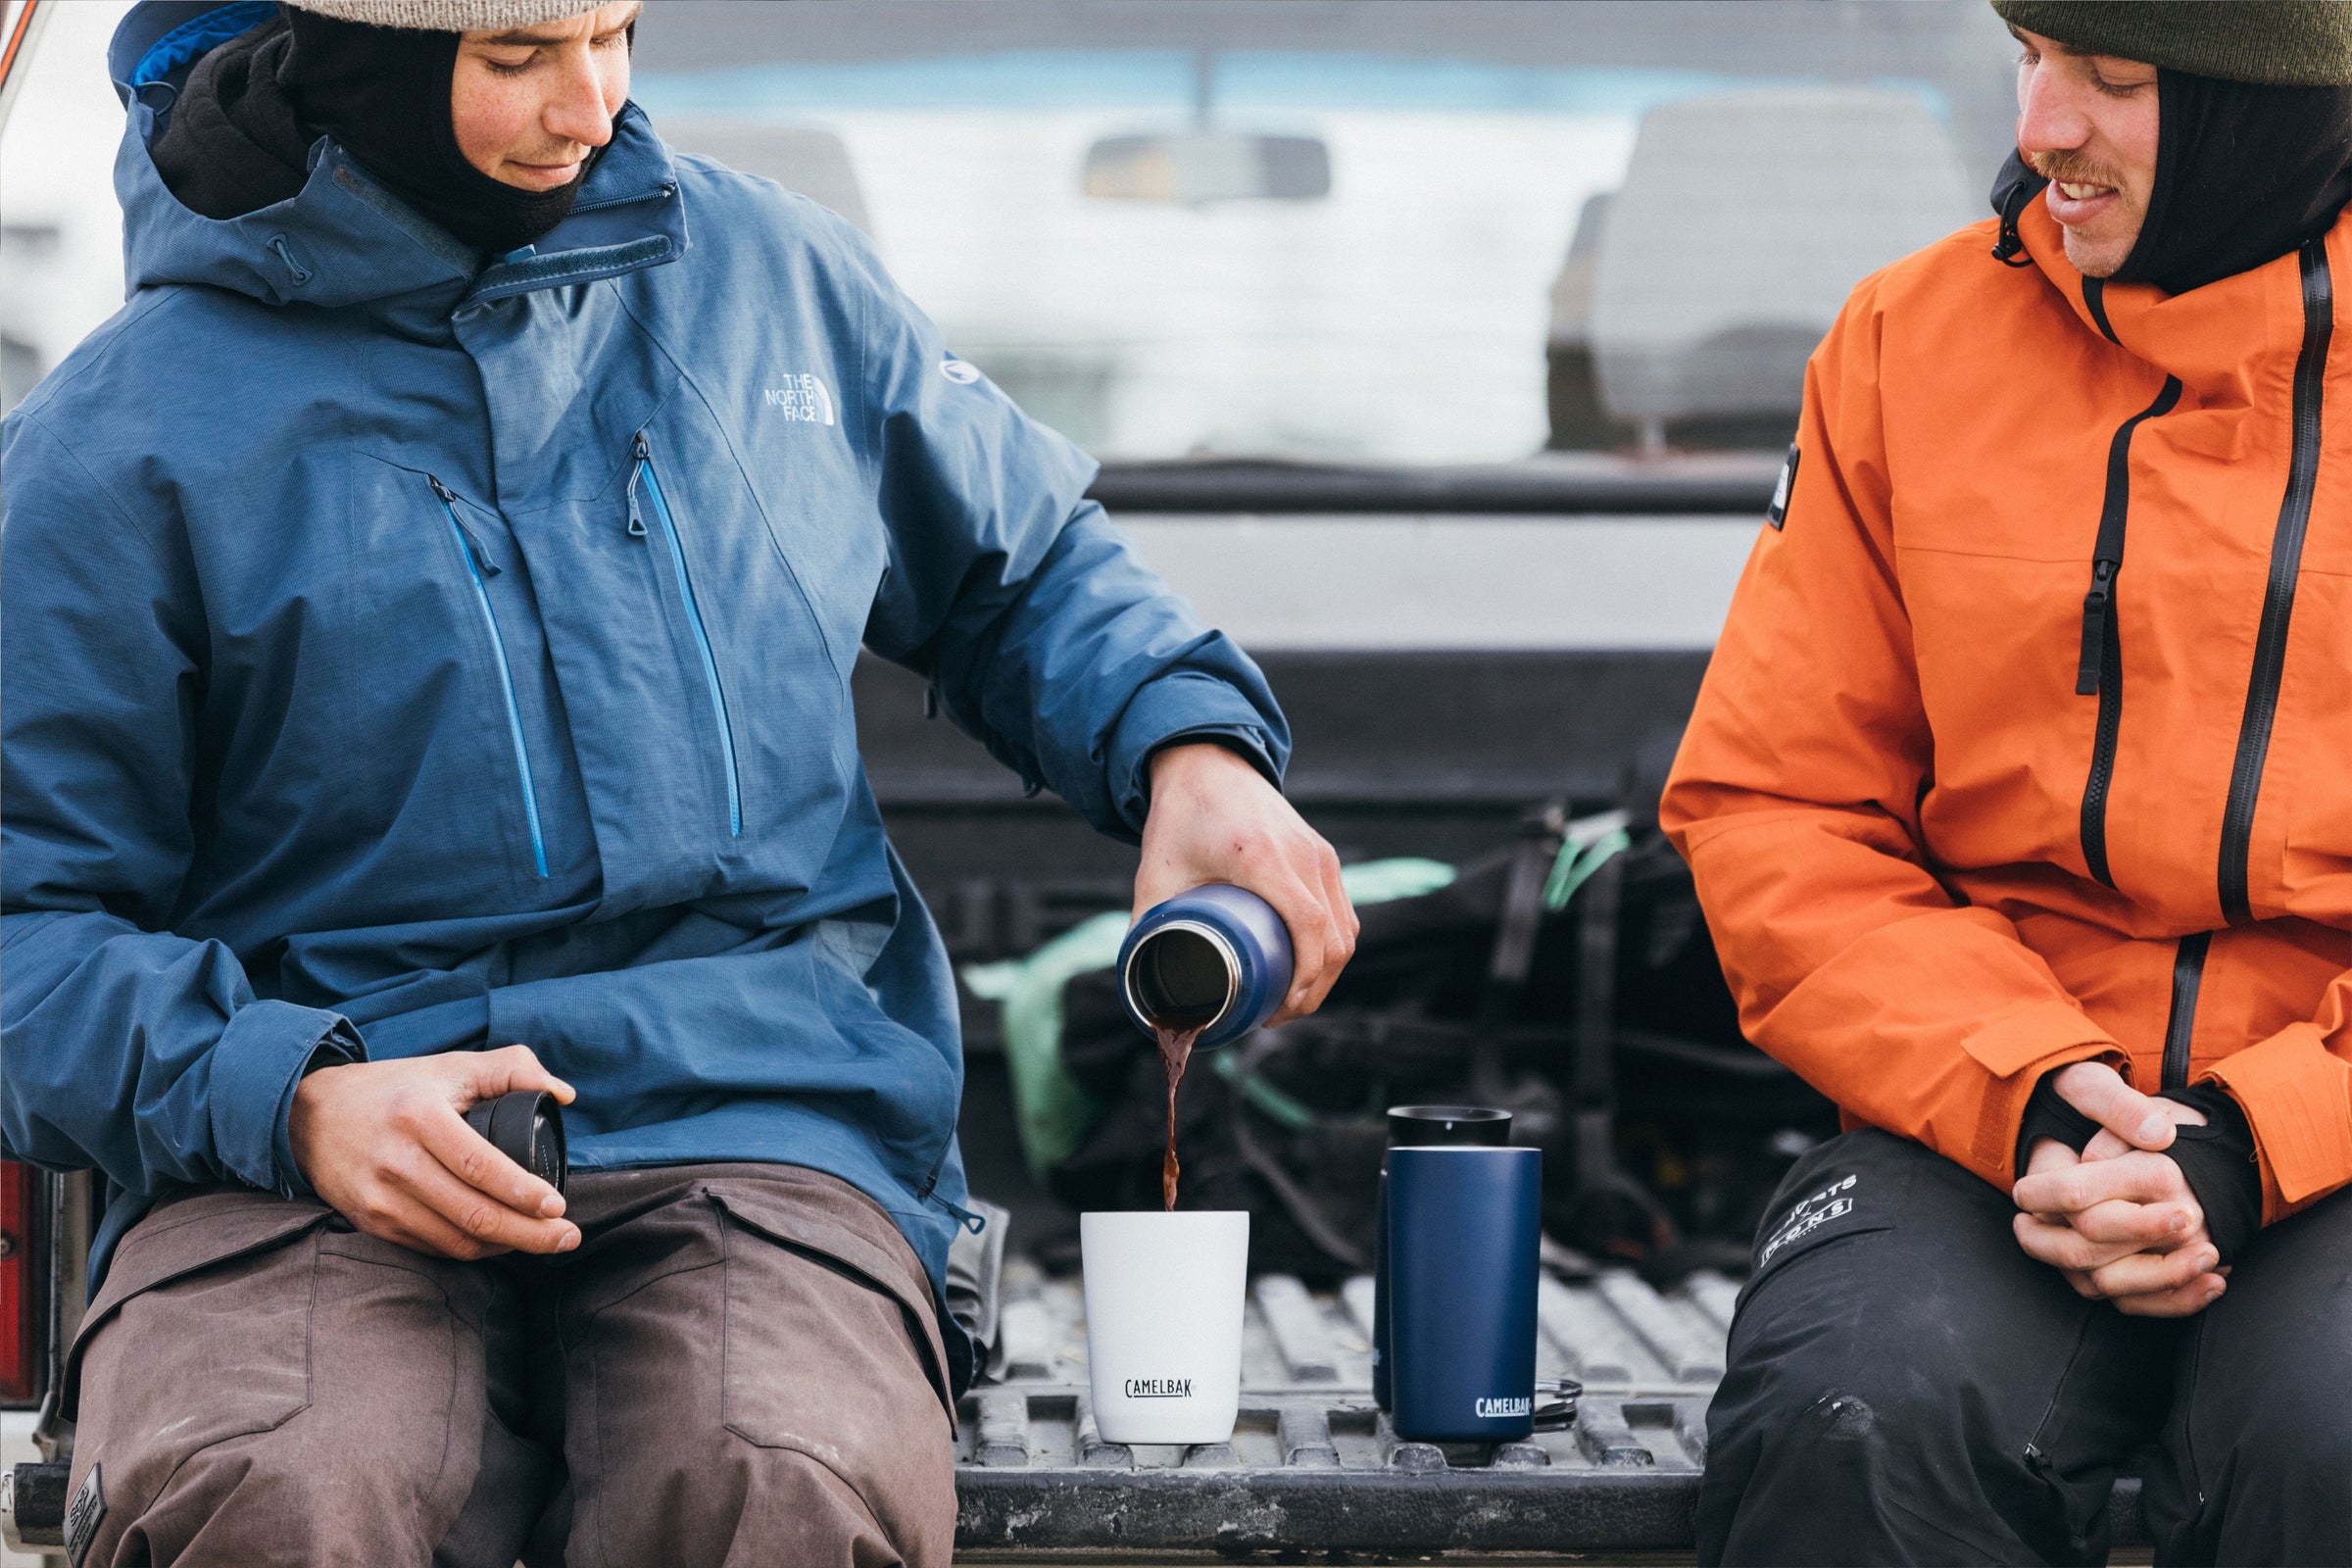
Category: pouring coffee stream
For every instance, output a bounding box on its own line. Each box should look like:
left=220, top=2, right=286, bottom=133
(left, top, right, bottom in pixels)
left=1128, top=918, right=1231, bottom=1209
left=1155, top=1021, right=1204, bottom=1210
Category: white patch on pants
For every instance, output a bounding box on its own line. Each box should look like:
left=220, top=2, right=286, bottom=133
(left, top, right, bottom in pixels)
left=1759, top=1173, right=1859, bottom=1268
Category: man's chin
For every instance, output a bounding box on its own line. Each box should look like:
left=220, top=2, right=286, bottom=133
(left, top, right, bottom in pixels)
left=2060, top=225, right=2138, bottom=280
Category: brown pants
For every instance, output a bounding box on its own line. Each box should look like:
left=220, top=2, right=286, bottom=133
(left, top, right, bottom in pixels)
left=64, top=1163, right=957, bottom=1568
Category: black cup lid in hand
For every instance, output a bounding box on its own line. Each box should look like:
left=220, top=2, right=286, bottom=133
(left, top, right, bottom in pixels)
left=1387, top=1103, right=1512, bottom=1148
left=463, top=1090, right=568, bottom=1194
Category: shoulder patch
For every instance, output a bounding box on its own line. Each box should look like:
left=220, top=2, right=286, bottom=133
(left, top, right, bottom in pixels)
left=65, top=1460, right=104, bottom=1568
left=1766, top=442, right=1800, bottom=530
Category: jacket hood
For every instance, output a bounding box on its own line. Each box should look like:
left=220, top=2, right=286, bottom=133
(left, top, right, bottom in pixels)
left=108, top=0, right=685, bottom=314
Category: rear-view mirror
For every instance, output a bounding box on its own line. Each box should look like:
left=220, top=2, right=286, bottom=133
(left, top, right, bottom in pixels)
left=1082, top=132, right=1331, bottom=205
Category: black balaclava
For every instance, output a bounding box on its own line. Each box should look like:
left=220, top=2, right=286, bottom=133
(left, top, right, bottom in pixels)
left=2113, top=71, right=2352, bottom=293
left=150, top=5, right=608, bottom=255
left=1993, top=72, right=2352, bottom=294
left=280, top=7, right=600, bottom=255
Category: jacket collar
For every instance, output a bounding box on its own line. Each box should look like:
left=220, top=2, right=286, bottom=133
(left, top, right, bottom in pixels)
left=2021, top=195, right=2340, bottom=410
left=109, top=1, right=686, bottom=318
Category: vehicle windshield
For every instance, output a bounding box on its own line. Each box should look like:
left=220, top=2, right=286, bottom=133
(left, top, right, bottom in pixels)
left=632, top=1, right=2020, bottom=464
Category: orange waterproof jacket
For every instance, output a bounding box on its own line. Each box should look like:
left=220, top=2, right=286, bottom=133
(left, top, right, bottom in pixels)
left=1661, top=197, right=2352, bottom=1225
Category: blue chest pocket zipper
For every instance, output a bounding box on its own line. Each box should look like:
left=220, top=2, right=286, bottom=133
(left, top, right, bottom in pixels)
left=430, top=475, right=550, bottom=878
left=625, top=432, right=743, bottom=837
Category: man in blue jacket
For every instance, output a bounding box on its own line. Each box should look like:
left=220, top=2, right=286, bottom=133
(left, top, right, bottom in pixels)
left=0, top=2, right=1357, bottom=1563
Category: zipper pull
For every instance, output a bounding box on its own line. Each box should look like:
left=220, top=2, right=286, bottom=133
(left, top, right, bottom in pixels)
left=460, top=521, right=501, bottom=577
left=624, top=433, right=650, bottom=538
left=429, top=476, right=501, bottom=577
left=2076, top=558, right=2116, bottom=696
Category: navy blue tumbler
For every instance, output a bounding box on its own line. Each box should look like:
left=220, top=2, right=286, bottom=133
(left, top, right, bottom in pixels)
left=1373, top=1105, right=1512, bottom=1411
left=1117, top=884, right=1294, bottom=1048
left=1386, top=1144, right=1543, bottom=1442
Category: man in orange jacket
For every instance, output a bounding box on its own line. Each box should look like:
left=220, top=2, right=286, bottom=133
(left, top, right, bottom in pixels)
left=1662, top=3, right=2352, bottom=1562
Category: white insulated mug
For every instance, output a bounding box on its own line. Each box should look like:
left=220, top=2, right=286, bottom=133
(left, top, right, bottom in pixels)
left=1080, top=1210, right=1250, bottom=1445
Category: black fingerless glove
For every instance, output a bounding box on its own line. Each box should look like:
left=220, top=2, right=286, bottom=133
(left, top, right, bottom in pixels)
left=2014, top=1071, right=2102, bottom=1179
left=2154, top=1083, right=2261, bottom=1267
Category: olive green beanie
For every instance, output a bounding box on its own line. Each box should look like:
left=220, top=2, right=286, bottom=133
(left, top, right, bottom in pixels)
left=1990, top=1, right=2352, bottom=87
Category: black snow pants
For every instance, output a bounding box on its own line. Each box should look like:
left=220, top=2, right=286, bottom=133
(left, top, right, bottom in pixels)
left=1696, top=1129, right=2351, bottom=1566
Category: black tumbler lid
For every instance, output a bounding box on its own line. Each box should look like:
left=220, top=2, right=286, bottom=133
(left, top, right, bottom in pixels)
left=464, top=1089, right=568, bottom=1194
left=1387, top=1103, right=1512, bottom=1147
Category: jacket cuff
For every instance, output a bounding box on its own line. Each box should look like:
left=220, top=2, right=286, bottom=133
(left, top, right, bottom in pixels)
left=2201, top=1021, right=2352, bottom=1218
left=1106, top=671, right=1283, bottom=836
left=1958, top=1001, right=2126, bottom=1182
left=1146, top=727, right=1281, bottom=789
left=207, top=1001, right=364, bottom=1198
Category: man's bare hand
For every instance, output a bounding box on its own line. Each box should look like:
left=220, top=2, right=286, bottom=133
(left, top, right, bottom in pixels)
left=2012, top=1140, right=2225, bottom=1316
left=1134, top=742, right=1358, bottom=1024
left=290, top=1045, right=581, bottom=1261
left=2046, top=1060, right=2184, bottom=1152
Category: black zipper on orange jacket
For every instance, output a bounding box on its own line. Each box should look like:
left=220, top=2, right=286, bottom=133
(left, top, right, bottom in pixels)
left=2162, top=932, right=2211, bottom=1092
left=2218, top=238, right=2332, bottom=924
left=2077, top=373, right=2183, bottom=888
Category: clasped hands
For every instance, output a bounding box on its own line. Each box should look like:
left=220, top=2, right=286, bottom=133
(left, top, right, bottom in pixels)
left=2011, top=1060, right=2228, bottom=1317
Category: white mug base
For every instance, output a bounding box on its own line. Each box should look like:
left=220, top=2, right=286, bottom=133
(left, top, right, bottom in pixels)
left=1080, top=1210, right=1250, bottom=1446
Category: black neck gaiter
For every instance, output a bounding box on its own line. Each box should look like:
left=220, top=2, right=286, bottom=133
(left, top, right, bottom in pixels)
left=2112, top=71, right=2352, bottom=294
left=280, top=8, right=597, bottom=256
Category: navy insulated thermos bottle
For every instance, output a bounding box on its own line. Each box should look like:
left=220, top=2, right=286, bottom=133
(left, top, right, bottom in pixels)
left=1373, top=1104, right=1513, bottom=1411
left=1387, top=1138, right=1543, bottom=1443
left=1117, top=884, right=1294, bottom=1046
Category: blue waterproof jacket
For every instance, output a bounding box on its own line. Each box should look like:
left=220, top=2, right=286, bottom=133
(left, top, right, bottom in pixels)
left=1, top=3, right=1286, bottom=1384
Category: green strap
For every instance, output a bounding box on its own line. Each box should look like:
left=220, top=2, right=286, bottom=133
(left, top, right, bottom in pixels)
left=1543, top=826, right=1632, bottom=912
left=1210, top=1049, right=1322, bottom=1131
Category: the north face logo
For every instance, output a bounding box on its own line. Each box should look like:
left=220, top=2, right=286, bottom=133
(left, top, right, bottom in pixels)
left=761, top=374, right=835, bottom=425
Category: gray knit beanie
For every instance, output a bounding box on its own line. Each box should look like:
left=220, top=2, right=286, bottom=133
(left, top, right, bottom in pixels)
left=280, top=0, right=607, bottom=29
left=1990, top=1, right=2352, bottom=88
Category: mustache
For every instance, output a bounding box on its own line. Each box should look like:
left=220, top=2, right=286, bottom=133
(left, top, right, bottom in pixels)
left=2026, top=148, right=2126, bottom=189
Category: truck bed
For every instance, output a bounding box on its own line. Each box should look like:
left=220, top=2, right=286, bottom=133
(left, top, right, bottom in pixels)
left=952, top=1260, right=2156, bottom=1559
left=2, top=1259, right=2166, bottom=1560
